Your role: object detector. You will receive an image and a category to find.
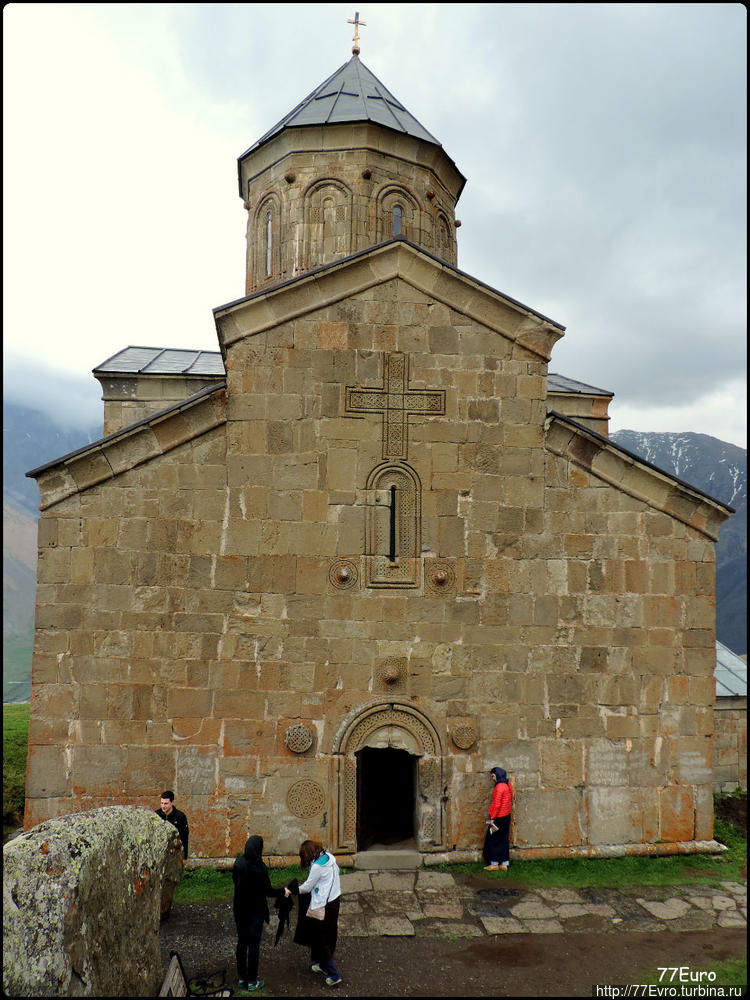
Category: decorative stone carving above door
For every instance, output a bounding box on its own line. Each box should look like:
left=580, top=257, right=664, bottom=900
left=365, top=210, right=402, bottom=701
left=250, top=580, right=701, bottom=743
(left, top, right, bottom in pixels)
left=331, top=700, right=445, bottom=854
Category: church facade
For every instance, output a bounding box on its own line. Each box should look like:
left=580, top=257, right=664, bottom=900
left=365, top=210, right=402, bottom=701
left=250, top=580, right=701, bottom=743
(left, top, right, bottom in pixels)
left=26, top=54, right=732, bottom=864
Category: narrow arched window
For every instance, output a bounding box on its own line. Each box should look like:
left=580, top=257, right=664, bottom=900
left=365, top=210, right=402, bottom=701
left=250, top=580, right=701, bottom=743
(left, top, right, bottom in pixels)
left=364, top=463, right=421, bottom=588
left=392, top=204, right=403, bottom=236
left=265, top=209, right=273, bottom=276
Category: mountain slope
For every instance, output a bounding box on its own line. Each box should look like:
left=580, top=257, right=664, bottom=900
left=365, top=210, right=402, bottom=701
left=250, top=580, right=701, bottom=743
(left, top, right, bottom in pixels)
left=3, top=403, right=99, bottom=701
left=3, top=402, right=99, bottom=516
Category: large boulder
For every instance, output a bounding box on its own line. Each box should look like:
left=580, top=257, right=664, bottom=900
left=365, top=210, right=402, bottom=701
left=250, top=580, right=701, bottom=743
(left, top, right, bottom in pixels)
left=3, top=806, right=183, bottom=997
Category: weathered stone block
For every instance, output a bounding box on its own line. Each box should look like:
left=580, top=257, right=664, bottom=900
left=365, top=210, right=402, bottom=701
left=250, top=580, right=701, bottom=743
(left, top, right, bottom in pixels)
left=540, top=740, right=583, bottom=788
left=659, top=785, right=695, bottom=842
left=3, top=806, right=182, bottom=996
left=514, top=789, right=582, bottom=847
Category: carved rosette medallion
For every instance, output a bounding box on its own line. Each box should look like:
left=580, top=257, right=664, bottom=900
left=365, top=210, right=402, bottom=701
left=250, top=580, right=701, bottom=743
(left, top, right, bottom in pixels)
left=450, top=722, right=478, bottom=750
left=328, top=559, right=358, bottom=591
left=377, top=657, right=407, bottom=691
left=425, top=559, right=456, bottom=596
left=285, top=724, right=314, bottom=754
left=286, top=780, right=326, bottom=818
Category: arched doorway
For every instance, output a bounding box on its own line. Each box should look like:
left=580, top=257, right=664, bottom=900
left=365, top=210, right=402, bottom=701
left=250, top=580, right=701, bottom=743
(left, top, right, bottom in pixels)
left=356, top=746, right=417, bottom=850
left=331, top=701, right=445, bottom=855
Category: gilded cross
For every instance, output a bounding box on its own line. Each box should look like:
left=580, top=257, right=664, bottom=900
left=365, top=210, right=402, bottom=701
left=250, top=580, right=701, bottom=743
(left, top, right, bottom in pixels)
left=347, top=11, right=367, bottom=54
left=345, top=353, right=445, bottom=460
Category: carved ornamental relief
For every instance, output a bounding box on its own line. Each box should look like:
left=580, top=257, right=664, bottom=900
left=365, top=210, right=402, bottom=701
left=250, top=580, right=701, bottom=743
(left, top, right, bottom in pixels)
left=332, top=702, right=445, bottom=853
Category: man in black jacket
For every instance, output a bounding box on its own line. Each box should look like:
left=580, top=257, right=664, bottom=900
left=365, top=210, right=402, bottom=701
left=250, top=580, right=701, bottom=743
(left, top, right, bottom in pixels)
left=155, top=790, right=189, bottom=859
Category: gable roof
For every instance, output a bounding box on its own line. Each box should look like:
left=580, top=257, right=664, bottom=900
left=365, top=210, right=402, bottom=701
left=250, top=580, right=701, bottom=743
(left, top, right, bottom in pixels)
left=214, top=236, right=566, bottom=362
left=26, top=383, right=227, bottom=509
left=547, top=373, right=613, bottom=397
left=25, top=236, right=735, bottom=534
left=546, top=410, right=733, bottom=540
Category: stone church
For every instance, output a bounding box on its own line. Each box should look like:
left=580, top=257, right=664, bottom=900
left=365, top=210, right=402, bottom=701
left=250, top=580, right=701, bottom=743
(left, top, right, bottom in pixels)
left=26, top=50, right=733, bottom=865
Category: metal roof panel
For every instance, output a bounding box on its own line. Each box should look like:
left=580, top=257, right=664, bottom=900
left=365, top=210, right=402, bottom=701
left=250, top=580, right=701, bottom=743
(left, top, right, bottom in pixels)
left=715, top=640, right=747, bottom=697
left=548, top=373, right=614, bottom=396
left=240, top=55, right=441, bottom=158
left=93, top=347, right=225, bottom=377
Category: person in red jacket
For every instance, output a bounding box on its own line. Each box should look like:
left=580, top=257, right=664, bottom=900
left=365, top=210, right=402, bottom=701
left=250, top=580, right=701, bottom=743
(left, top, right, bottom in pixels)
left=483, top=767, right=513, bottom=871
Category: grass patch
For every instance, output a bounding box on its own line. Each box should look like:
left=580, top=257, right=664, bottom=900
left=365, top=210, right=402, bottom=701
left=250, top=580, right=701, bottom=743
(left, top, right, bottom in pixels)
left=2, top=636, right=33, bottom=703
left=3, top=703, right=30, bottom=840
left=436, top=817, right=746, bottom=889
left=174, top=867, right=234, bottom=904
left=175, top=863, right=309, bottom=904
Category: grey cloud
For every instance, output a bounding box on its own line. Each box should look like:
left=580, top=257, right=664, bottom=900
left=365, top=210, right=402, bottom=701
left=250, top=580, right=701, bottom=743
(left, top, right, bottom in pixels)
left=4, top=357, right=102, bottom=432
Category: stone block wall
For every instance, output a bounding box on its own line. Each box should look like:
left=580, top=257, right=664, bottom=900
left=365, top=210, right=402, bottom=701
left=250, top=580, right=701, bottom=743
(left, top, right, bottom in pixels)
left=96, top=375, right=225, bottom=436
left=26, top=259, right=727, bottom=860
left=241, top=124, right=463, bottom=293
left=714, top=697, right=747, bottom=791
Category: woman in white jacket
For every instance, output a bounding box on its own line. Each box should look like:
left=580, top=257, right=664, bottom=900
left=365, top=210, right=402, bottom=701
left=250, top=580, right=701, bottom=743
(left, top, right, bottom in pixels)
left=285, top=839, right=343, bottom=987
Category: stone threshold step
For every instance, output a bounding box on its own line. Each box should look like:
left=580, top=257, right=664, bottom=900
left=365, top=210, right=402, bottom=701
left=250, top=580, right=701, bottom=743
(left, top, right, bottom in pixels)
left=354, top=849, right=422, bottom=870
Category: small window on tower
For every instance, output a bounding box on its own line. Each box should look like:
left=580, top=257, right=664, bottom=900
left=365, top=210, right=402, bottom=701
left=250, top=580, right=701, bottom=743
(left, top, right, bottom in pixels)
left=392, top=204, right=403, bottom=237
left=265, top=209, right=273, bottom=276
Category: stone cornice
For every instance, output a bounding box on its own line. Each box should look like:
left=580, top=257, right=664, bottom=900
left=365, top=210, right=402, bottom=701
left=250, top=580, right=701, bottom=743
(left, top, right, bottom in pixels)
left=545, top=412, right=733, bottom=541
left=214, top=238, right=565, bottom=362
left=29, top=386, right=227, bottom=511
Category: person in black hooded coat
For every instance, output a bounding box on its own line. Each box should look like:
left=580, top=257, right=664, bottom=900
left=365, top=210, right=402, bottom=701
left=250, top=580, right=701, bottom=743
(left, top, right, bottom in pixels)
left=232, top=835, right=282, bottom=992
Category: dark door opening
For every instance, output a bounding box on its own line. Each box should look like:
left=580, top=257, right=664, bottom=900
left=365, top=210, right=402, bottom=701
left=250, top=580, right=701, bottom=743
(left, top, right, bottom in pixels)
left=356, top=746, right=416, bottom=850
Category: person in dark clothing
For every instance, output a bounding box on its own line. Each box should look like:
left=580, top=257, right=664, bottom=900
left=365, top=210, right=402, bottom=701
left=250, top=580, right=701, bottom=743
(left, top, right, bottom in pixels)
left=232, top=835, right=282, bottom=992
left=155, top=790, right=189, bottom=859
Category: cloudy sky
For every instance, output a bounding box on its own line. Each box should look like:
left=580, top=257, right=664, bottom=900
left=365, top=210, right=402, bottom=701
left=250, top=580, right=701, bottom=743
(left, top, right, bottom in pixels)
left=3, top=3, right=747, bottom=446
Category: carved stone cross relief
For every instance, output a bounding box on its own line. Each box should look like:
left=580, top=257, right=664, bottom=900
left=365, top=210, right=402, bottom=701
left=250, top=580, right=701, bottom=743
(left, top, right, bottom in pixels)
left=344, top=352, right=445, bottom=460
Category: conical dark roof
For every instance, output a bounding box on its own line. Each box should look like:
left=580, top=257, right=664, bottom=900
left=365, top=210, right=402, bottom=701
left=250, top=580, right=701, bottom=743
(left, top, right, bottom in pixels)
left=240, top=55, right=442, bottom=158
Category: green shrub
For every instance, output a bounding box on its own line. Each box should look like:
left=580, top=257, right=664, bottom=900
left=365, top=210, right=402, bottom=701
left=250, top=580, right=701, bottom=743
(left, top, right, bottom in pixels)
left=3, top=704, right=30, bottom=838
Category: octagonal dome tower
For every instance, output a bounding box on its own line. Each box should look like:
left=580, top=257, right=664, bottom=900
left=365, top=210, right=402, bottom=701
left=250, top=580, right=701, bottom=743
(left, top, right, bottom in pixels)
left=238, top=54, right=466, bottom=294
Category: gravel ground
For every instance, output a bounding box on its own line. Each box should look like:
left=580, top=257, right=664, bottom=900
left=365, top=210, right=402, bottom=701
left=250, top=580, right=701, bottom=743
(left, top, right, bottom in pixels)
left=160, top=895, right=747, bottom=997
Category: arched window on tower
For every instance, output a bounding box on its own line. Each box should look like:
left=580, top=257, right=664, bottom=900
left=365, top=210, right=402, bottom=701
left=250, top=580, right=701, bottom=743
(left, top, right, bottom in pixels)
left=303, top=180, right=352, bottom=268
left=392, top=204, right=403, bottom=237
left=376, top=187, right=418, bottom=244
left=265, top=209, right=273, bottom=277
left=251, top=193, right=282, bottom=289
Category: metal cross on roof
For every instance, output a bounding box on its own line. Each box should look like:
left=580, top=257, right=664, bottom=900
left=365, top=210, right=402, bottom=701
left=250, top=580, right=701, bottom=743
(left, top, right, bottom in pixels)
left=347, top=11, right=367, bottom=55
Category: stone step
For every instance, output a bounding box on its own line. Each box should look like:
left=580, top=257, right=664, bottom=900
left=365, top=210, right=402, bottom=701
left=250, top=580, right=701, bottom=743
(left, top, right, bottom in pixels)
left=354, top=848, right=422, bottom=870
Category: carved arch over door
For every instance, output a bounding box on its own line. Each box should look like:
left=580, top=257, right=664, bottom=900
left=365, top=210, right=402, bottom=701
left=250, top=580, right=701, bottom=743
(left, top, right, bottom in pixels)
left=331, top=700, right=445, bottom=854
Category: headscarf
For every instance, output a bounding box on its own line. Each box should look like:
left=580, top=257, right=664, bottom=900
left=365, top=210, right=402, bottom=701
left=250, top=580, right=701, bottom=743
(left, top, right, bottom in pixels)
left=232, top=834, right=273, bottom=924
left=491, top=767, right=509, bottom=783
left=238, top=835, right=267, bottom=873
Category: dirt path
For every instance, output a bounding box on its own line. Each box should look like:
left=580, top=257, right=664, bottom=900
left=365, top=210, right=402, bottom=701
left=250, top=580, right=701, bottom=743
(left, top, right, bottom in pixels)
left=161, top=902, right=747, bottom=997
